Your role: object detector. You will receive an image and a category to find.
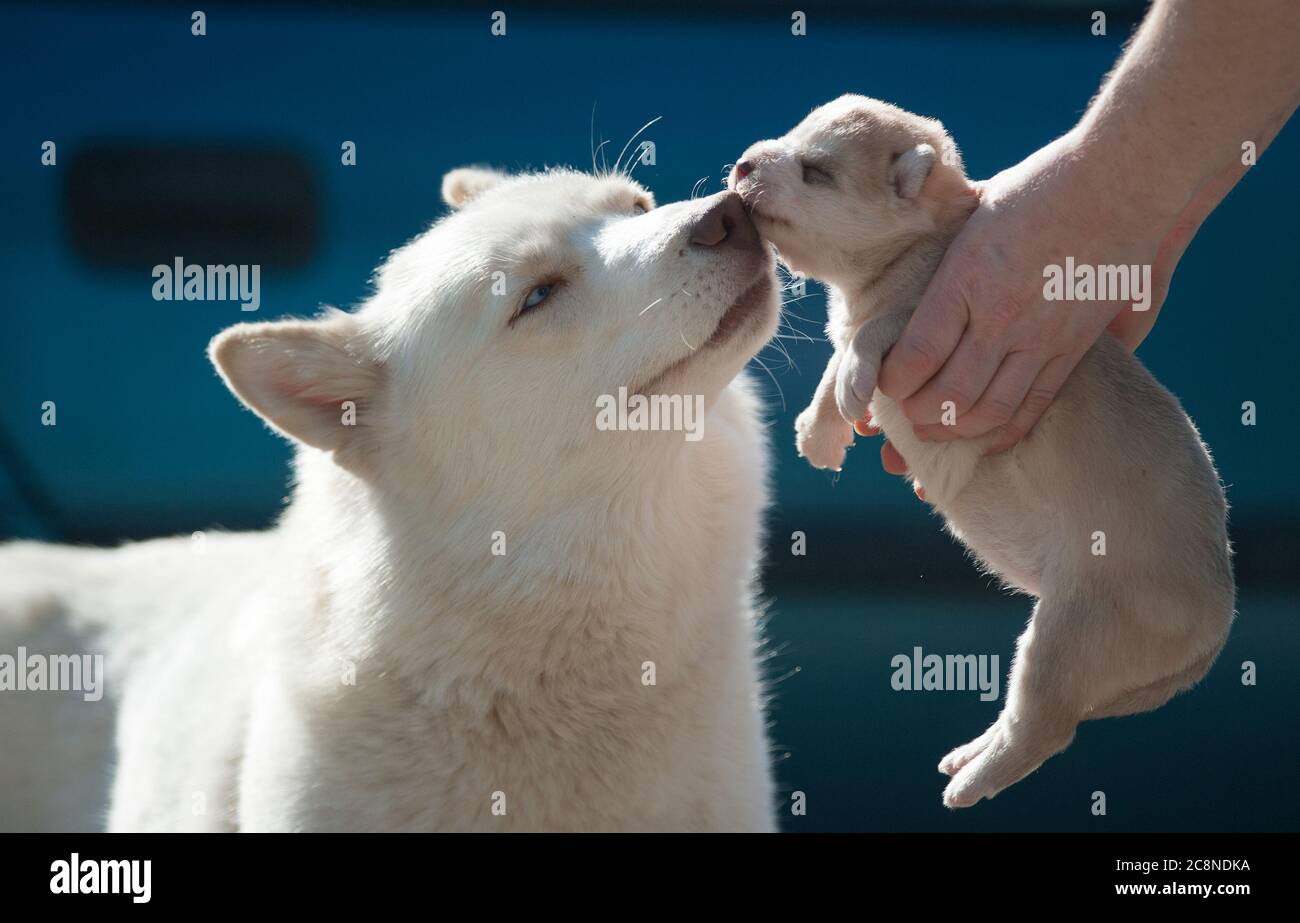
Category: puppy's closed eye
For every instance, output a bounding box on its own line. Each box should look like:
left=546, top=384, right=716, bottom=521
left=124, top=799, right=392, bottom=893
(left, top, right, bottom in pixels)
left=801, top=160, right=833, bottom=185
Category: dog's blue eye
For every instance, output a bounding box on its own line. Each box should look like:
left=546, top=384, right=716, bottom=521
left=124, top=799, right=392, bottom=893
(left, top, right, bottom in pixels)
left=523, top=284, right=552, bottom=310
left=512, top=279, right=565, bottom=324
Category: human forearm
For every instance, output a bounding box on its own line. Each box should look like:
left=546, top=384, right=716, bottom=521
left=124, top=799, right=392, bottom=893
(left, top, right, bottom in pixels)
left=1073, top=0, right=1300, bottom=221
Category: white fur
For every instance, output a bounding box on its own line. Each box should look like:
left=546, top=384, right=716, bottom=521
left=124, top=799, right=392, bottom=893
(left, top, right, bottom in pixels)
left=733, top=96, right=1235, bottom=808
left=0, top=170, right=781, bottom=831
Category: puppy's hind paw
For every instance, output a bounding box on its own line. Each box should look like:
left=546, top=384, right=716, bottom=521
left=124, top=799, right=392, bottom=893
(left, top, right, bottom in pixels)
left=940, top=721, right=1076, bottom=809
left=938, top=723, right=999, bottom=777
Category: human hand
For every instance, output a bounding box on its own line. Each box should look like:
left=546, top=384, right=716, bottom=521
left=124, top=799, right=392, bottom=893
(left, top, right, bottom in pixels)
left=872, top=131, right=1173, bottom=456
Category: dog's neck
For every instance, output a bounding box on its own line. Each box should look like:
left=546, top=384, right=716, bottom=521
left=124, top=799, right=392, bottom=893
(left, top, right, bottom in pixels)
left=834, top=187, right=977, bottom=322
left=279, top=393, right=764, bottom=712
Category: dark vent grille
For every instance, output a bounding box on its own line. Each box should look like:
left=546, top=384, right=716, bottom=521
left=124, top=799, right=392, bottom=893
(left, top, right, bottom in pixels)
left=64, top=143, right=321, bottom=270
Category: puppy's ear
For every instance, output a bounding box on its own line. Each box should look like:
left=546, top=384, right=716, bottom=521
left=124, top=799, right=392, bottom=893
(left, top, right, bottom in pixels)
left=441, top=166, right=507, bottom=208
left=209, top=311, right=381, bottom=459
left=891, top=143, right=936, bottom=199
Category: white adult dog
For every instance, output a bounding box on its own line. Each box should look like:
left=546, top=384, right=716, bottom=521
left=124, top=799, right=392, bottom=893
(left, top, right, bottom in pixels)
left=0, top=169, right=781, bottom=832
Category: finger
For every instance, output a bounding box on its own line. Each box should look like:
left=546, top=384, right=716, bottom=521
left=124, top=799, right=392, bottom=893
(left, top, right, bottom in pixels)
left=880, top=440, right=908, bottom=476
left=900, top=331, right=1003, bottom=429
left=877, top=267, right=970, bottom=402
left=914, top=350, right=1045, bottom=442
left=1107, top=302, right=1159, bottom=352
left=983, top=351, right=1078, bottom=454
left=1113, top=161, right=1242, bottom=352
left=854, top=418, right=880, bottom=437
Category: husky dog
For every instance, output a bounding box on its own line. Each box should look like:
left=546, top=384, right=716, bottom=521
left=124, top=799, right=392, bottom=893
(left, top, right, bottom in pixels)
left=0, top=170, right=781, bottom=831
left=730, top=95, right=1234, bottom=808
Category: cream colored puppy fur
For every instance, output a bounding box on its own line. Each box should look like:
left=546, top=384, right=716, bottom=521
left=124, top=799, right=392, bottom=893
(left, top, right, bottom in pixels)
left=0, top=171, right=781, bottom=831
left=731, top=95, right=1235, bottom=808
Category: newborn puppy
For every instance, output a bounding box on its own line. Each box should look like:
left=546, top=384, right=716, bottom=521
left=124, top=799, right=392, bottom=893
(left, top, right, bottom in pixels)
left=730, top=95, right=1235, bottom=808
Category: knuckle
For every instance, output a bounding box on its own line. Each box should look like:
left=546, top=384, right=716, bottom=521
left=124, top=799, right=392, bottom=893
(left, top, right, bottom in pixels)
left=975, top=288, right=1027, bottom=334
left=1021, top=385, right=1057, bottom=418
left=985, top=424, right=1023, bottom=455
left=899, top=394, right=926, bottom=422
left=896, top=333, right=945, bottom=374
left=939, top=389, right=973, bottom=419
left=986, top=300, right=1021, bottom=332
left=1028, top=309, right=1069, bottom=350
left=982, top=394, right=1019, bottom=426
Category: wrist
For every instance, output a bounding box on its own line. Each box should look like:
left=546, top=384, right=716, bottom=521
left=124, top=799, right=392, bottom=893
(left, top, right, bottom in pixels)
left=1058, top=124, right=1190, bottom=231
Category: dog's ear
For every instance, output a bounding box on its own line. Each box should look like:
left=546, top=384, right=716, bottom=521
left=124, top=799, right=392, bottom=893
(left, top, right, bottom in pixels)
left=442, top=166, right=507, bottom=208
left=209, top=311, right=380, bottom=458
left=891, top=143, right=936, bottom=200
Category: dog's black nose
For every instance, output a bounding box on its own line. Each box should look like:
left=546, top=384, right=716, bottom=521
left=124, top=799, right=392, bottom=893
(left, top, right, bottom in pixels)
left=689, top=191, right=759, bottom=250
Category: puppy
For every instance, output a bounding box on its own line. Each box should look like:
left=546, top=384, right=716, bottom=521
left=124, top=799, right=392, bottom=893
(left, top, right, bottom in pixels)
left=0, top=171, right=781, bottom=831
left=730, top=95, right=1235, bottom=807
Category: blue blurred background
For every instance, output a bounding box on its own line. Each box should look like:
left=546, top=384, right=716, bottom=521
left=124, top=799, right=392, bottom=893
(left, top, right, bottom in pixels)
left=1, top=1, right=1296, bottom=830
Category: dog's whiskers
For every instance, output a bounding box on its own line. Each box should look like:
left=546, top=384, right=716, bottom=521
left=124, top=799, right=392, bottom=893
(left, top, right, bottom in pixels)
left=615, top=116, right=663, bottom=177
left=748, top=353, right=786, bottom=412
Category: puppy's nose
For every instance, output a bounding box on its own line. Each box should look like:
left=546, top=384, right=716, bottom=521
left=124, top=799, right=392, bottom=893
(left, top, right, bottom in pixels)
left=689, top=191, right=759, bottom=250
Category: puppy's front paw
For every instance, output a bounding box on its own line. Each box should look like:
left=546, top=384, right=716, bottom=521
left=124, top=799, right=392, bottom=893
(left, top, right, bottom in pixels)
left=834, top=347, right=877, bottom=427
left=795, top=406, right=854, bottom=471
